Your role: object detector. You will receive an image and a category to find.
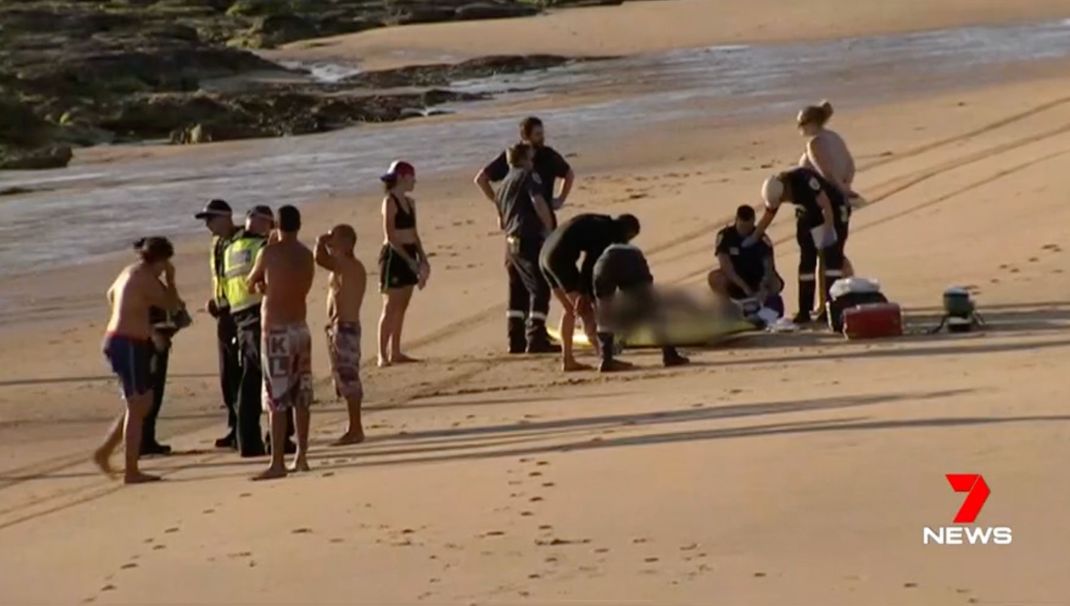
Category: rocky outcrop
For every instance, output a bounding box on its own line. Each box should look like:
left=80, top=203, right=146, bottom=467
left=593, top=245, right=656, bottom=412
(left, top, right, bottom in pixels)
left=0, top=146, right=74, bottom=171
left=342, top=55, right=578, bottom=88
left=0, top=0, right=635, bottom=168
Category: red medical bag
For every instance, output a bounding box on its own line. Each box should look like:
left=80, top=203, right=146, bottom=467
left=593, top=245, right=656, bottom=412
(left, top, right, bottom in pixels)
left=841, top=303, right=903, bottom=339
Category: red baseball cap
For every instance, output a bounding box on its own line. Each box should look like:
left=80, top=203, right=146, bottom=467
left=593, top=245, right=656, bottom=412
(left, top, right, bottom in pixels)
left=380, top=160, right=415, bottom=182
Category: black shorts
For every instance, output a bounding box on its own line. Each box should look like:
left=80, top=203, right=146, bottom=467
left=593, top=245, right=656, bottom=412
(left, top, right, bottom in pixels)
left=379, top=244, right=421, bottom=291
left=540, top=253, right=584, bottom=295
left=103, top=334, right=155, bottom=399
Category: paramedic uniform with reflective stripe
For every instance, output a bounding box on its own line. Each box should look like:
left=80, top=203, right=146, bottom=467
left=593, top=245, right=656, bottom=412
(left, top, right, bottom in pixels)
left=221, top=232, right=268, bottom=456
left=495, top=166, right=554, bottom=352
left=211, top=233, right=241, bottom=436
left=768, top=168, right=850, bottom=316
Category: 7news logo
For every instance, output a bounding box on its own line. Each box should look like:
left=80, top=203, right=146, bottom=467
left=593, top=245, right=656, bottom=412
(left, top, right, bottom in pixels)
left=923, top=474, right=1012, bottom=545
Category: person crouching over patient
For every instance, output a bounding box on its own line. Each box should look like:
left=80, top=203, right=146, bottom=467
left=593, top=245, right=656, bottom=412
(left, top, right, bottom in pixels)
left=592, top=243, right=690, bottom=373
left=708, top=204, right=784, bottom=317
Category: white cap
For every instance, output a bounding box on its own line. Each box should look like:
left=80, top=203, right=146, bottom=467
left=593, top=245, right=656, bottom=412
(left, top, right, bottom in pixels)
left=761, top=175, right=784, bottom=208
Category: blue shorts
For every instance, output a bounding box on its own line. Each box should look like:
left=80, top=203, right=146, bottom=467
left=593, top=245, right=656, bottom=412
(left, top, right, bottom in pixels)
left=103, top=334, right=155, bottom=399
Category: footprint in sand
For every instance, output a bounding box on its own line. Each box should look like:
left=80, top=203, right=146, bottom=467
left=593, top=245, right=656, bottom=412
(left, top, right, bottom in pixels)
left=529, top=497, right=544, bottom=503
left=164, top=527, right=180, bottom=534
left=538, top=525, right=553, bottom=531
left=529, top=472, right=543, bottom=477
left=903, top=582, right=917, bottom=588
left=520, top=511, right=534, bottom=517
left=680, top=543, right=699, bottom=551
left=101, top=584, right=116, bottom=592
left=594, top=548, right=610, bottom=554
left=483, top=530, right=506, bottom=537
left=152, top=545, right=166, bottom=551
left=292, top=528, right=313, bottom=534
left=239, top=492, right=252, bottom=498
left=541, top=482, right=555, bottom=488
left=120, top=563, right=138, bottom=570
left=202, top=509, right=215, bottom=514
left=754, top=572, right=767, bottom=578
left=632, top=538, right=648, bottom=544
left=1041, top=243, right=1061, bottom=252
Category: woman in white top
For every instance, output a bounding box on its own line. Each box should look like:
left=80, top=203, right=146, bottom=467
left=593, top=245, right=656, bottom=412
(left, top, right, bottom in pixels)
left=798, top=101, right=856, bottom=199
left=798, top=100, right=857, bottom=280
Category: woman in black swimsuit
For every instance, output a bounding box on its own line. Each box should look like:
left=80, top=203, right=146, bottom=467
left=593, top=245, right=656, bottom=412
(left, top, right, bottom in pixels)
left=378, top=161, right=430, bottom=366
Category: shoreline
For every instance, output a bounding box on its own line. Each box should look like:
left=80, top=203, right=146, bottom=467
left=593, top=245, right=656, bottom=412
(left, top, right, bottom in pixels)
left=277, top=0, right=1070, bottom=69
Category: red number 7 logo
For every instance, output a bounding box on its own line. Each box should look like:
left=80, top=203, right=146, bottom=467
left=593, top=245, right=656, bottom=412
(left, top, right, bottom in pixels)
left=946, top=474, right=990, bottom=524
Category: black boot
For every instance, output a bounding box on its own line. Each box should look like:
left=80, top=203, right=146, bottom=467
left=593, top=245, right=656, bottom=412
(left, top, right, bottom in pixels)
left=508, top=315, right=527, bottom=354
left=797, top=279, right=816, bottom=323
left=662, top=347, right=690, bottom=368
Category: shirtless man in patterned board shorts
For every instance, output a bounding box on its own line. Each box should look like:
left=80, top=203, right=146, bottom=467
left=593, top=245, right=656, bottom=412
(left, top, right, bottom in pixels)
left=315, top=224, right=367, bottom=446
left=246, top=205, right=315, bottom=481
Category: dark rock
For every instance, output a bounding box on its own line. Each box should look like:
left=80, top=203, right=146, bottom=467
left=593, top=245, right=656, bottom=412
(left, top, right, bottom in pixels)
left=0, top=145, right=73, bottom=170
left=241, top=13, right=318, bottom=48
left=344, top=55, right=573, bottom=88
left=454, top=3, right=539, bottom=21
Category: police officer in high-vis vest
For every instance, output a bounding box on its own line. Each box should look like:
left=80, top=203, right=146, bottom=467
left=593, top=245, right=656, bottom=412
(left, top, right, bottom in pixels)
left=221, top=206, right=274, bottom=457
left=195, top=199, right=242, bottom=449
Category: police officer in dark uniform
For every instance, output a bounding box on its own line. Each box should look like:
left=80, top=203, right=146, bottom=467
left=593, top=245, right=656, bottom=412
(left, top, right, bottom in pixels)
left=476, top=116, right=575, bottom=350
left=592, top=243, right=690, bottom=372
left=494, top=143, right=558, bottom=353
left=194, top=199, right=242, bottom=449
left=708, top=205, right=784, bottom=309
left=748, top=167, right=850, bottom=323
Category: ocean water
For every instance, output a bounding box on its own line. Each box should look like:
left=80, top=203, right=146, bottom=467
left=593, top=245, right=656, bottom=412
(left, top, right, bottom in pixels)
left=2, top=19, right=1069, bottom=277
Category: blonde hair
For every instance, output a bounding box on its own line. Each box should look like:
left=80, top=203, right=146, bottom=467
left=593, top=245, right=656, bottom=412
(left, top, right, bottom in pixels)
left=797, top=100, right=833, bottom=127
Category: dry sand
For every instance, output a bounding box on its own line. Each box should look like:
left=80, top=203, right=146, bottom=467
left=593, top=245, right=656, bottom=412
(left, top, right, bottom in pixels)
left=276, top=0, right=1070, bottom=69
left=2, top=3, right=1070, bottom=604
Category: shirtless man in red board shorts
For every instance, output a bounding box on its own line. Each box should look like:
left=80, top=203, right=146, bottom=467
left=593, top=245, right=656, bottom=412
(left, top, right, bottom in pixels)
left=246, top=205, right=316, bottom=481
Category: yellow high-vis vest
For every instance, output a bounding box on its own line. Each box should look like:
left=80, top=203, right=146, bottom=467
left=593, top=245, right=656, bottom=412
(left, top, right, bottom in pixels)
left=221, top=234, right=266, bottom=313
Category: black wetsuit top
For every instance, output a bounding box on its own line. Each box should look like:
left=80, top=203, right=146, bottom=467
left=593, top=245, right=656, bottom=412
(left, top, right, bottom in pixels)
left=592, top=244, right=653, bottom=299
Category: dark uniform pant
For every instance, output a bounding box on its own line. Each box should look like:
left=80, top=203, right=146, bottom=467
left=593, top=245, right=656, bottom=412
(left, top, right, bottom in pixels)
left=506, top=236, right=552, bottom=352
left=216, top=313, right=241, bottom=434
left=796, top=213, right=849, bottom=316
left=143, top=341, right=170, bottom=448
left=234, top=308, right=267, bottom=456
left=596, top=286, right=680, bottom=365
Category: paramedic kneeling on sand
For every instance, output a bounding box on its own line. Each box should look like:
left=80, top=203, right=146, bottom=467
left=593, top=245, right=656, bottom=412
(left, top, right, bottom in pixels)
left=748, top=168, right=849, bottom=324
left=593, top=243, right=690, bottom=373
left=708, top=205, right=784, bottom=309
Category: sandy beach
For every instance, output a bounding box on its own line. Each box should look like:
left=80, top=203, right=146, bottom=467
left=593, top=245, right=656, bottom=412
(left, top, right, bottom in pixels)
left=2, top=1, right=1070, bottom=604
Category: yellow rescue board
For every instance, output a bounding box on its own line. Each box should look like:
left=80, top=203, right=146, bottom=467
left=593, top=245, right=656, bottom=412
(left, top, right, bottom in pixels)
left=547, top=315, right=755, bottom=349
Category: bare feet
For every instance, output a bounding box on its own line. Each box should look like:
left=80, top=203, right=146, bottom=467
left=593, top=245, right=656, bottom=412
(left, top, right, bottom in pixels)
left=377, top=358, right=391, bottom=368
left=562, top=359, right=593, bottom=372
left=391, top=354, right=419, bottom=364
left=252, top=466, right=288, bottom=481
left=288, top=459, right=311, bottom=473
left=331, top=431, right=366, bottom=447
left=124, top=472, right=162, bottom=485
left=92, top=447, right=117, bottom=480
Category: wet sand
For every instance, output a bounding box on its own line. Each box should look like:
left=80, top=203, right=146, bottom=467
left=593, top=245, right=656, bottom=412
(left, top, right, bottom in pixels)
left=2, top=3, right=1070, bottom=604
left=277, top=0, right=1070, bottom=69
